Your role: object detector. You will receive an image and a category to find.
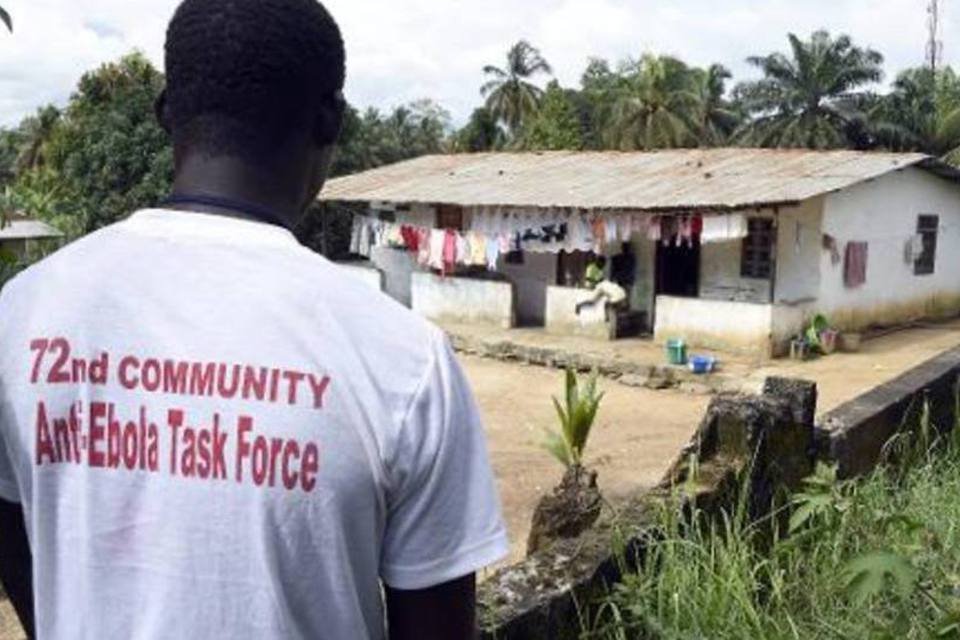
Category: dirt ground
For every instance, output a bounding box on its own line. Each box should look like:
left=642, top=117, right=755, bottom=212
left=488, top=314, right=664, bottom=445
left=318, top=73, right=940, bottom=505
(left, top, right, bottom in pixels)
left=469, top=318, right=960, bottom=566
left=461, top=355, right=709, bottom=564
left=0, top=601, right=22, bottom=640
left=742, top=318, right=960, bottom=416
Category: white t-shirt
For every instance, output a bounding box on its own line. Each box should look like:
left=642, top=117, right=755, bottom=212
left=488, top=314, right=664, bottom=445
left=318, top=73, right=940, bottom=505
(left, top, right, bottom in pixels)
left=0, top=209, right=508, bottom=639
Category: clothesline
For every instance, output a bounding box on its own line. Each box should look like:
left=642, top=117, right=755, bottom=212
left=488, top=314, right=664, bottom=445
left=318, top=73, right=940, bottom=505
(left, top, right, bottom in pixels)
left=349, top=211, right=751, bottom=275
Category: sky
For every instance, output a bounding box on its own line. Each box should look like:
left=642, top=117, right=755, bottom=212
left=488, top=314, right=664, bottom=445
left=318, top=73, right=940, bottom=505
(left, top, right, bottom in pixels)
left=0, top=0, right=957, bottom=128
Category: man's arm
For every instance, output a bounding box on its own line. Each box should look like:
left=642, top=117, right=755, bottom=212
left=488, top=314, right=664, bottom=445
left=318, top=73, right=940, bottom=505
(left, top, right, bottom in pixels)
left=0, top=498, right=33, bottom=638
left=385, top=574, right=476, bottom=640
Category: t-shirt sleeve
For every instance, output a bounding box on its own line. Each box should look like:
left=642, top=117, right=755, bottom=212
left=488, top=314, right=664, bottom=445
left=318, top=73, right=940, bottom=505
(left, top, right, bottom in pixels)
left=380, top=332, right=509, bottom=590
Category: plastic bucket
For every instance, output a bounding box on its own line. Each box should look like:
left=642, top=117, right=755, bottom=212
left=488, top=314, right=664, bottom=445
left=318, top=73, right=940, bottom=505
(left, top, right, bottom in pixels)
left=666, top=339, right=687, bottom=366
left=689, top=355, right=716, bottom=374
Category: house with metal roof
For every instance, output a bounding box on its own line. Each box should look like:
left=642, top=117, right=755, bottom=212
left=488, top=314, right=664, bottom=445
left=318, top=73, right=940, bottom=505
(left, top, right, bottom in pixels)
left=0, top=214, right=63, bottom=260
left=319, top=148, right=960, bottom=357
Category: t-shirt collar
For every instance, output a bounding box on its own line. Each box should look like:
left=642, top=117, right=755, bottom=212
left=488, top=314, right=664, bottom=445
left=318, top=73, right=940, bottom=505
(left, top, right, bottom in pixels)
left=123, top=208, right=299, bottom=247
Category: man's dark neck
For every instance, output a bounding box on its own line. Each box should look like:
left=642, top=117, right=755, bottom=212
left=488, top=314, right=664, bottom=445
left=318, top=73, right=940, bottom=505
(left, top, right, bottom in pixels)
left=170, top=154, right=304, bottom=230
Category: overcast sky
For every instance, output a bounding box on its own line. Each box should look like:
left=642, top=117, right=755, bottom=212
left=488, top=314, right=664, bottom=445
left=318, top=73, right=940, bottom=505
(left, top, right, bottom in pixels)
left=0, top=0, right=957, bottom=128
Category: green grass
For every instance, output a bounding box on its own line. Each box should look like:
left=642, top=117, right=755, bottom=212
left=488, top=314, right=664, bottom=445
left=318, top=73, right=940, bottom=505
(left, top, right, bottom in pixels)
left=586, top=408, right=960, bottom=639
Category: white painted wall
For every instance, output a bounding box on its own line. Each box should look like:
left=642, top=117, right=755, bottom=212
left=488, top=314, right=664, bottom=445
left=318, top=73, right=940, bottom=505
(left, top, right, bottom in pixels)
left=411, top=272, right=515, bottom=328
left=370, top=246, right=418, bottom=306
left=495, top=252, right=556, bottom=326
left=819, top=167, right=960, bottom=330
left=545, top=286, right=609, bottom=338
left=775, top=198, right=823, bottom=305
left=654, top=295, right=776, bottom=357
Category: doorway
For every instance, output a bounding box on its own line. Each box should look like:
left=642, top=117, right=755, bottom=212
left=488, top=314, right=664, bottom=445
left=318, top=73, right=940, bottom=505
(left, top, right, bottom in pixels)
left=656, top=239, right=700, bottom=297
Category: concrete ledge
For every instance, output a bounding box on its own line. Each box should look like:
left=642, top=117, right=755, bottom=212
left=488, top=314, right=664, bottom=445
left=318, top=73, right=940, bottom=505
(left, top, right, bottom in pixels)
left=817, top=345, right=960, bottom=478
left=412, top=273, right=515, bottom=328
left=545, top=285, right=609, bottom=339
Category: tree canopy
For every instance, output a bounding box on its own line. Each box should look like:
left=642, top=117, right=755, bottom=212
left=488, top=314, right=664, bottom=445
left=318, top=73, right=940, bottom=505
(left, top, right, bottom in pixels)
left=1, top=28, right=959, bottom=249
left=734, top=31, right=885, bottom=149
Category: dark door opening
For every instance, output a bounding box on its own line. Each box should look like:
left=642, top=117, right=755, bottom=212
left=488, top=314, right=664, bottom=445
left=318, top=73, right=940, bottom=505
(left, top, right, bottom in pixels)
left=656, top=239, right=700, bottom=297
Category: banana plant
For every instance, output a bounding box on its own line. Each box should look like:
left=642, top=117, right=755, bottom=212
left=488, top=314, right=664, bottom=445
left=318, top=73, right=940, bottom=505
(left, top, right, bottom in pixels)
left=543, top=367, right=605, bottom=468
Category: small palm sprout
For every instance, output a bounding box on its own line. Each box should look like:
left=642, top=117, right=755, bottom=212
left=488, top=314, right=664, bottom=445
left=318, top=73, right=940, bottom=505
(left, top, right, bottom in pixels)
left=543, top=367, right=605, bottom=468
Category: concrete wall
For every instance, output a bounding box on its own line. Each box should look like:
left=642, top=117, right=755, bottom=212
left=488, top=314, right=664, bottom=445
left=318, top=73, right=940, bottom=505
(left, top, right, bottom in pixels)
left=496, top=252, right=556, bottom=326
left=369, top=247, right=418, bottom=306
left=775, top=198, right=824, bottom=304
left=818, top=345, right=960, bottom=479
left=653, top=294, right=776, bottom=357
left=411, top=272, right=515, bottom=328
left=819, top=167, right=960, bottom=330
left=544, top=286, right=608, bottom=338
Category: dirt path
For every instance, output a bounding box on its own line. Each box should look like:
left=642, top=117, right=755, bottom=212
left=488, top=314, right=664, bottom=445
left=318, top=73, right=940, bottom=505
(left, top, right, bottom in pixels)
left=743, top=319, right=960, bottom=415
left=461, top=355, right=708, bottom=565
left=0, top=600, right=24, bottom=640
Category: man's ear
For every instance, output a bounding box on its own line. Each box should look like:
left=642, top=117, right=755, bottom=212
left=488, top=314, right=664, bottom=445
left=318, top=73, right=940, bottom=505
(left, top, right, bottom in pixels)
left=314, top=93, right=345, bottom=147
left=155, top=89, right=172, bottom=135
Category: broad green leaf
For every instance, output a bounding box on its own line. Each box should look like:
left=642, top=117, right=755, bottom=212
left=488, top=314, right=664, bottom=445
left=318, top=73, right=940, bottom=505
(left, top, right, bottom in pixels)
left=841, top=552, right=918, bottom=605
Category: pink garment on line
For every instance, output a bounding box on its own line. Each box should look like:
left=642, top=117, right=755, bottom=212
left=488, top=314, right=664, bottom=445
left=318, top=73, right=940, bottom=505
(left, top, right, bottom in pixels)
left=442, top=229, right=458, bottom=276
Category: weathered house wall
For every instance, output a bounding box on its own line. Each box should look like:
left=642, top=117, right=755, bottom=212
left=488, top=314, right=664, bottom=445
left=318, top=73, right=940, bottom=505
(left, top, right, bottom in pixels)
left=819, top=167, right=960, bottom=330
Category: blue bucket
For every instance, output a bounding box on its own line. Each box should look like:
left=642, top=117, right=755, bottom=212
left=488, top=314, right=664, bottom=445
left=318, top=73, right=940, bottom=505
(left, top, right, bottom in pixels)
left=688, top=355, right=716, bottom=375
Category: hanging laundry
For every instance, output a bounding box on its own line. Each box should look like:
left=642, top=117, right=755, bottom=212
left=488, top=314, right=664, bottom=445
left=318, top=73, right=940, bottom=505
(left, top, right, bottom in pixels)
left=605, top=216, right=618, bottom=245
left=466, top=231, right=486, bottom=266
left=700, top=213, right=748, bottom=244
left=357, top=218, right=375, bottom=257
left=591, top=217, right=607, bottom=252
left=455, top=232, right=468, bottom=266
left=821, top=233, right=841, bottom=266
left=691, top=215, right=703, bottom=238
left=660, top=217, right=678, bottom=247
left=676, top=216, right=694, bottom=248
left=428, top=229, right=445, bottom=270
left=844, top=242, right=869, bottom=288
left=904, top=233, right=924, bottom=265
left=646, top=216, right=662, bottom=242
left=499, top=232, right=511, bottom=254
left=385, top=223, right=404, bottom=248
left=400, top=225, right=419, bottom=252
left=443, top=229, right=459, bottom=275
left=485, top=236, right=501, bottom=271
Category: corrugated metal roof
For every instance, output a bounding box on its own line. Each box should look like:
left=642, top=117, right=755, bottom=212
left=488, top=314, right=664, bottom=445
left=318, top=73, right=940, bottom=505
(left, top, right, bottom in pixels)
left=0, top=217, right=63, bottom=240
left=320, top=148, right=960, bottom=212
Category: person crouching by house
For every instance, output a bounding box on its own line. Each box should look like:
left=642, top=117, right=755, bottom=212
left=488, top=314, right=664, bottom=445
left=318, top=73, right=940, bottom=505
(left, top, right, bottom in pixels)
left=577, top=254, right=627, bottom=317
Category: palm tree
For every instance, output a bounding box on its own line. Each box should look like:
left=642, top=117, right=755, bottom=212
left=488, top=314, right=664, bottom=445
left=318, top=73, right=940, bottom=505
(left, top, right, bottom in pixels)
left=481, top=40, right=552, bottom=137
left=15, top=106, right=61, bottom=174
left=605, top=55, right=701, bottom=150
left=690, top=64, right=742, bottom=145
left=871, top=67, right=960, bottom=164
left=734, top=31, right=884, bottom=149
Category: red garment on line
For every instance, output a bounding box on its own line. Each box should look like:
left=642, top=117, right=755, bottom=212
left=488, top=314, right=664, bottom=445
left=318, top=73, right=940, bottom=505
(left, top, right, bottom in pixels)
left=400, top=225, right=419, bottom=252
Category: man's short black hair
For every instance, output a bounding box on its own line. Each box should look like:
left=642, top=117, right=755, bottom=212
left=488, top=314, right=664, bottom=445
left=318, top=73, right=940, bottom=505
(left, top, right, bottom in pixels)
left=164, top=0, right=345, bottom=161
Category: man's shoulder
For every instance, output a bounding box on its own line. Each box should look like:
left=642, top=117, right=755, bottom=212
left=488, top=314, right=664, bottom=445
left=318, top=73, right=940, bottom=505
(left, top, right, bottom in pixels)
left=1, top=222, right=122, bottom=304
